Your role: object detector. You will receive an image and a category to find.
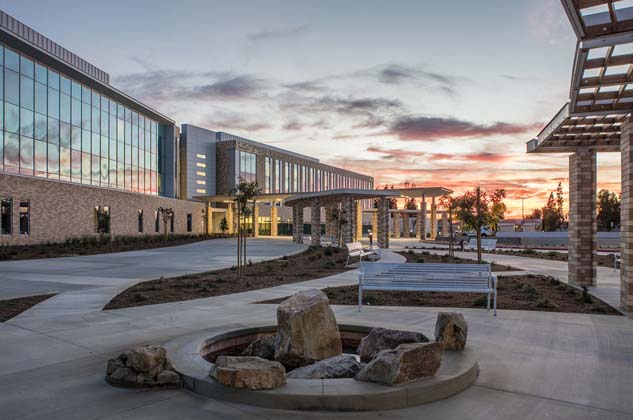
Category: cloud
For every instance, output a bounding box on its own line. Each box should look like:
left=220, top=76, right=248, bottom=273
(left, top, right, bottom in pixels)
left=378, top=65, right=418, bottom=85
left=191, top=75, right=267, bottom=99
left=199, top=110, right=272, bottom=132
left=390, top=115, right=539, bottom=141
left=248, top=24, right=309, bottom=42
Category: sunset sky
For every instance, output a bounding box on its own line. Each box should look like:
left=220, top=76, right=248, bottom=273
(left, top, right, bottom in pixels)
left=2, top=0, right=621, bottom=217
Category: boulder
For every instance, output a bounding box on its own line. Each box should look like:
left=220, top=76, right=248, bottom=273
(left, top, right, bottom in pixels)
left=242, top=334, right=276, bottom=360
left=287, top=354, right=365, bottom=379
left=355, top=342, right=443, bottom=386
left=157, top=370, right=180, bottom=384
left=106, top=358, right=125, bottom=376
left=274, top=289, right=342, bottom=368
left=110, top=367, right=135, bottom=382
left=126, top=345, right=167, bottom=377
left=210, top=356, right=286, bottom=390
left=357, top=328, right=429, bottom=362
left=435, top=312, right=468, bottom=351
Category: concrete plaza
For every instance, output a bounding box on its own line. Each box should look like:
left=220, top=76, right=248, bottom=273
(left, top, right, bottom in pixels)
left=1, top=238, right=633, bottom=419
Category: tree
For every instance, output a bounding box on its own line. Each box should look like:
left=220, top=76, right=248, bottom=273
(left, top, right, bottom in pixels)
left=405, top=197, right=417, bottom=210
left=526, top=208, right=542, bottom=220
left=220, top=217, right=229, bottom=234
left=597, top=189, right=620, bottom=231
left=157, top=207, right=174, bottom=241
left=230, top=179, right=260, bottom=280
left=453, top=187, right=506, bottom=263
left=439, top=194, right=458, bottom=260
left=373, top=185, right=398, bottom=209
left=330, top=206, right=348, bottom=247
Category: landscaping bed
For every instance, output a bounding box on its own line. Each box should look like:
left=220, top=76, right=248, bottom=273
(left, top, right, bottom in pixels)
left=260, top=274, right=619, bottom=315
left=0, top=293, right=57, bottom=322
left=398, top=251, right=517, bottom=271
left=0, top=233, right=233, bottom=261
left=496, top=249, right=616, bottom=268
left=104, top=247, right=351, bottom=310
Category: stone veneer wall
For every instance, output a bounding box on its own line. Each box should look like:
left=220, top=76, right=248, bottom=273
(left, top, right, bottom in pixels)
left=622, top=120, right=633, bottom=309
left=568, top=148, right=597, bottom=287
left=0, top=173, right=206, bottom=245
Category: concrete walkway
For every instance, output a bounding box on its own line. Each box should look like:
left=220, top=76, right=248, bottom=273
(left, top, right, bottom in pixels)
left=2, top=241, right=633, bottom=419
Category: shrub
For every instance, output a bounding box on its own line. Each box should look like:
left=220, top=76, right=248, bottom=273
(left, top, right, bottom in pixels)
left=323, top=261, right=335, bottom=269
left=473, top=296, right=487, bottom=307
left=525, top=285, right=538, bottom=296
left=323, top=247, right=334, bottom=257
left=535, top=298, right=552, bottom=308
left=581, top=286, right=593, bottom=304
left=523, top=248, right=536, bottom=254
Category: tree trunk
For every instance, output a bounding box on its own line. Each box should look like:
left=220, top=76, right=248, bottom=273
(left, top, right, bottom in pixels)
left=448, top=208, right=454, bottom=261
left=236, top=205, right=241, bottom=279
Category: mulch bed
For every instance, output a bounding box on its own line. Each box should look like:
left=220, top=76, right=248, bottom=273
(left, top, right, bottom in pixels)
left=259, top=274, right=619, bottom=315
left=496, top=249, right=617, bottom=268
left=0, top=293, right=57, bottom=322
left=398, top=251, right=517, bottom=272
left=104, top=247, right=352, bottom=310
left=0, top=235, right=220, bottom=261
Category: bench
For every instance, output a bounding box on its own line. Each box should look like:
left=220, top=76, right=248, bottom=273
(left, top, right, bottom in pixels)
left=465, top=238, right=497, bottom=252
left=302, top=235, right=336, bottom=247
left=346, top=242, right=380, bottom=267
left=358, top=262, right=498, bottom=315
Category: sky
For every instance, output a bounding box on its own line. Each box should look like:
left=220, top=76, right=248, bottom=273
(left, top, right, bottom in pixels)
left=1, top=0, right=622, bottom=217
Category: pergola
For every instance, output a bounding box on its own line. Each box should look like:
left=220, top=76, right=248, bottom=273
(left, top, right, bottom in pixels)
left=527, top=0, right=633, bottom=310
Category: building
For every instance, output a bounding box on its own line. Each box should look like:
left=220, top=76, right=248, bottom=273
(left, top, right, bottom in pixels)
left=0, top=10, right=373, bottom=245
left=497, top=219, right=542, bottom=233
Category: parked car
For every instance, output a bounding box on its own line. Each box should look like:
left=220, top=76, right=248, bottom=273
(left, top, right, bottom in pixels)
left=462, top=227, right=492, bottom=237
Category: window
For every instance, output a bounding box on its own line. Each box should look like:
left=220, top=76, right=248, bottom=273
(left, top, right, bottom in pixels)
left=265, top=157, right=272, bottom=193
left=196, top=171, right=206, bottom=177
left=196, top=162, right=206, bottom=168
left=187, top=214, right=192, bottom=232
left=196, top=179, right=206, bottom=185
left=1, top=198, right=11, bottom=234
left=170, top=214, right=174, bottom=233
left=238, top=150, right=256, bottom=183
left=196, top=188, right=206, bottom=194
left=94, top=205, right=110, bottom=234
left=154, top=210, right=159, bottom=233
left=196, top=153, right=206, bottom=159
left=19, top=200, right=29, bottom=234
left=138, top=209, right=143, bottom=233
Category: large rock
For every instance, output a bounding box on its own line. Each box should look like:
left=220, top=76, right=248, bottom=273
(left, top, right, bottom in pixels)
left=287, top=354, right=365, bottom=379
left=242, top=334, right=275, bottom=360
left=210, top=356, right=286, bottom=390
left=355, top=342, right=443, bottom=386
left=126, top=345, right=166, bottom=377
left=357, top=328, right=429, bottom=363
left=435, top=312, right=468, bottom=351
left=274, top=289, right=342, bottom=368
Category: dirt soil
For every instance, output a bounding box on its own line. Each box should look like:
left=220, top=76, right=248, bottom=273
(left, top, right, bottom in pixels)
left=0, top=235, right=218, bottom=261
left=260, top=274, right=619, bottom=315
left=398, top=251, right=517, bottom=272
left=496, top=249, right=617, bottom=268
left=0, top=294, right=57, bottom=322
left=105, top=247, right=352, bottom=310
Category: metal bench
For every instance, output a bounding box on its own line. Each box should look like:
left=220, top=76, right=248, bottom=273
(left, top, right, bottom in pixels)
left=346, top=242, right=379, bottom=267
left=358, top=262, right=498, bottom=315
left=465, top=238, right=497, bottom=252
left=302, top=235, right=336, bottom=247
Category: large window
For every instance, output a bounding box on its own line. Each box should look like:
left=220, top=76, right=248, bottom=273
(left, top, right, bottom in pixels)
left=94, top=205, right=110, bottom=234
left=1, top=198, right=11, bottom=234
left=0, top=45, right=161, bottom=195
left=275, top=160, right=281, bottom=193
left=265, top=157, right=272, bottom=194
left=187, top=213, right=192, bottom=232
left=238, top=150, right=256, bottom=183
left=19, top=200, right=29, bottom=234
left=138, top=209, right=143, bottom=233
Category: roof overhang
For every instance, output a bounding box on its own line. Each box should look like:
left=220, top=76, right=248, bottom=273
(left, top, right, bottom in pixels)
left=527, top=102, right=622, bottom=153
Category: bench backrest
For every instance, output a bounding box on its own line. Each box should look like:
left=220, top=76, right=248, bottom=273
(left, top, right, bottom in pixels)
left=346, top=242, right=363, bottom=252
left=360, top=262, right=493, bottom=289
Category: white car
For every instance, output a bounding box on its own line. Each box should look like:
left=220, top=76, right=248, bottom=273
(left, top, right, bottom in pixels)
left=465, top=227, right=491, bottom=237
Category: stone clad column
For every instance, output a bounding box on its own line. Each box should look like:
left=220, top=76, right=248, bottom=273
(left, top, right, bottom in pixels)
left=371, top=210, right=378, bottom=238
left=441, top=212, right=449, bottom=237
left=311, top=199, right=321, bottom=246
left=403, top=212, right=410, bottom=238
left=342, top=196, right=354, bottom=244
left=416, top=198, right=427, bottom=240
left=430, top=197, right=437, bottom=240
left=324, top=205, right=333, bottom=239
left=226, top=203, right=234, bottom=235
left=355, top=201, right=363, bottom=241
left=393, top=212, right=400, bottom=238
left=377, top=197, right=389, bottom=248
left=270, top=204, right=278, bottom=237
left=622, top=120, right=633, bottom=309
left=252, top=203, right=259, bottom=238
left=568, top=148, right=596, bottom=287
left=293, top=204, right=304, bottom=243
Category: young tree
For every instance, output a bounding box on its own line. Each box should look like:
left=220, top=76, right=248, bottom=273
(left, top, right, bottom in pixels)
left=453, top=187, right=506, bottom=263
left=405, top=197, right=417, bottom=210
left=330, top=206, right=348, bottom=247
left=439, top=194, right=458, bottom=260
left=157, top=207, right=174, bottom=241
left=230, top=179, right=260, bottom=279
left=219, top=217, right=229, bottom=234
left=597, top=189, right=620, bottom=231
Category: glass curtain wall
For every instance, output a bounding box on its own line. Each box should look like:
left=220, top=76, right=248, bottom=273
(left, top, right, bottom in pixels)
left=0, top=45, right=160, bottom=195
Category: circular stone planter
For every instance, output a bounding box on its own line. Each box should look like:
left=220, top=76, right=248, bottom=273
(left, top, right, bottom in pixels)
left=164, top=324, right=479, bottom=411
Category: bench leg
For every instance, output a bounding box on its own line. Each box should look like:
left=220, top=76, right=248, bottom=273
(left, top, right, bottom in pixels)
left=358, top=285, right=363, bottom=312
left=493, top=289, right=497, bottom=317
left=346, top=254, right=350, bottom=267
left=486, top=292, right=491, bottom=311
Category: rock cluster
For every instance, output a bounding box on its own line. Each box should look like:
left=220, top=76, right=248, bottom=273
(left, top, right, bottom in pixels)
left=274, top=289, right=342, bottom=368
left=287, top=354, right=364, bottom=379
left=241, top=334, right=276, bottom=360
left=106, top=345, right=180, bottom=388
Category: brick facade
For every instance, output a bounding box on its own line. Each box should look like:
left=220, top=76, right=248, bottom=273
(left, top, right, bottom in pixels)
left=568, top=148, right=597, bottom=287
left=0, top=173, right=205, bottom=245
